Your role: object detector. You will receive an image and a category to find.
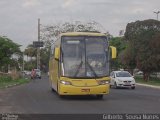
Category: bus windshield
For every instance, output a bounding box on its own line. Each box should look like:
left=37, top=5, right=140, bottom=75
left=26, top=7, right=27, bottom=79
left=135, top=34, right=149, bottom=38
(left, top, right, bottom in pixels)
left=61, top=36, right=109, bottom=78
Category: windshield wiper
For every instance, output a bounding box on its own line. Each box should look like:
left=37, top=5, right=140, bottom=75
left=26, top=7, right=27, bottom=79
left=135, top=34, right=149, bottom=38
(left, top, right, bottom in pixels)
left=74, top=61, right=83, bottom=77
left=86, top=61, right=98, bottom=78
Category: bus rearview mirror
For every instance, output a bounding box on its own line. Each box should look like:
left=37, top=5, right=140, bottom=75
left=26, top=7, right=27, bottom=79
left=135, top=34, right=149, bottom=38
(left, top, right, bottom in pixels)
left=110, top=46, right=117, bottom=59
left=55, top=47, right=60, bottom=60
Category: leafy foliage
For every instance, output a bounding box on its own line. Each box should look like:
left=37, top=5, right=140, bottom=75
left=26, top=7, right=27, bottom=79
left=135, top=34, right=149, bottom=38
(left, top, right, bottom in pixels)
left=124, top=19, right=160, bottom=80
left=24, top=44, right=37, bottom=70
left=109, top=37, right=127, bottom=69
left=40, top=48, right=50, bottom=72
left=24, top=44, right=37, bottom=61
left=0, top=36, right=21, bottom=71
left=24, top=44, right=50, bottom=72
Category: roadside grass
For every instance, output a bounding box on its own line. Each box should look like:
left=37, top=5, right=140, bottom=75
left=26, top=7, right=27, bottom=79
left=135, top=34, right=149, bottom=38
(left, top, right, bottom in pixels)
left=135, top=76, right=160, bottom=86
left=0, top=76, right=30, bottom=89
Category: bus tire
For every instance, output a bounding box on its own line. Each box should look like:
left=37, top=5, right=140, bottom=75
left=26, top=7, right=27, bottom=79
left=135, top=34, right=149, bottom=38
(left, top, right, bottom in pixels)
left=59, top=95, right=65, bottom=98
left=51, top=88, right=56, bottom=92
left=96, top=95, right=103, bottom=99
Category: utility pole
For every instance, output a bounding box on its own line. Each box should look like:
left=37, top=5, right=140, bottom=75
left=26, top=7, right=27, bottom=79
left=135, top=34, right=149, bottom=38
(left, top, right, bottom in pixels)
left=37, top=18, right=40, bottom=69
left=22, top=52, right=25, bottom=77
left=153, top=11, right=160, bottom=20
left=23, top=52, right=24, bottom=71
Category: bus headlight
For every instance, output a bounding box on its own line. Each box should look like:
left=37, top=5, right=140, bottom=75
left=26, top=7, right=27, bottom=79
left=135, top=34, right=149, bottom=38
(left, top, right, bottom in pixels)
left=60, top=80, right=72, bottom=85
left=98, top=80, right=110, bottom=85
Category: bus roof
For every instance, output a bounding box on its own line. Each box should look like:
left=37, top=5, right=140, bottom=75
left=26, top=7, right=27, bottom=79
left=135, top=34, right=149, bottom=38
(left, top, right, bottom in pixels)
left=60, top=32, right=106, bottom=37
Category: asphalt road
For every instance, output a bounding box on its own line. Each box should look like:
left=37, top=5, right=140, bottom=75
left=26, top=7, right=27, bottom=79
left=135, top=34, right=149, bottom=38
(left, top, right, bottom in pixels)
left=0, top=76, right=160, bottom=114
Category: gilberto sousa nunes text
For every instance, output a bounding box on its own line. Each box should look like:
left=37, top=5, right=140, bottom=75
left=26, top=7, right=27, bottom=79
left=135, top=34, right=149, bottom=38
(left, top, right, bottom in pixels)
left=102, top=114, right=160, bottom=120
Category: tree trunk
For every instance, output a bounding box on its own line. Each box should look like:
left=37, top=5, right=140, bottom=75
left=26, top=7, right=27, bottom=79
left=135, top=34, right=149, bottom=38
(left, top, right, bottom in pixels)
left=143, top=72, right=150, bottom=82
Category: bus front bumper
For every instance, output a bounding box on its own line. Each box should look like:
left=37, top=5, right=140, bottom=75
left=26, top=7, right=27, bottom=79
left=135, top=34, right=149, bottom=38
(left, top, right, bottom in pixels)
left=59, top=84, right=109, bottom=95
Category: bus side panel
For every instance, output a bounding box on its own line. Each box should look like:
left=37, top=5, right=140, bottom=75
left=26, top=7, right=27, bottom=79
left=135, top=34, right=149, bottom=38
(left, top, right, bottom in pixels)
left=53, top=59, right=59, bottom=92
left=49, top=58, right=59, bottom=92
left=49, top=59, right=54, bottom=89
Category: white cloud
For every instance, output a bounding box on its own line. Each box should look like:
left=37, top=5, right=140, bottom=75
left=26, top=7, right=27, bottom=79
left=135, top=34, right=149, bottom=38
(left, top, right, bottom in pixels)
left=0, top=0, right=160, bottom=50
left=22, top=0, right=40, bottom=8
left=132, top=8, right=145, bottom=14
left=62, top=0, right=74, bottom=8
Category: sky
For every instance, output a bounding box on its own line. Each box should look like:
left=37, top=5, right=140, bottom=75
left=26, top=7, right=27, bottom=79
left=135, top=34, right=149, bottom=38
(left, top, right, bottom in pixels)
left=0, top=0, right=159, bottom=50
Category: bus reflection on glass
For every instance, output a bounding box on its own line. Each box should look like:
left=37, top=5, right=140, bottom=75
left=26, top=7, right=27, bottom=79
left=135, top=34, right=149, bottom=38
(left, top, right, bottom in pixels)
left=49, top=32, right=116, bottom=99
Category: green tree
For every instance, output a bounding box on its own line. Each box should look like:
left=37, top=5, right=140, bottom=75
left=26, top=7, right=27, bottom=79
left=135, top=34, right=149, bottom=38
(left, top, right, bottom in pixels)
left=119, top=43, right=136, bottom=74
left=24, top=45, right=50, bottom=72
left=40, top=48, right=50, bottom=72
left=109, top=37, right=127, bottom=70
left=0, top=36, right=21, bottom=72
left=24, top=44, right=37, bottom=62
left=24, top=44, right=37, bottom=70
left=124, top=19, right=160, bottom=81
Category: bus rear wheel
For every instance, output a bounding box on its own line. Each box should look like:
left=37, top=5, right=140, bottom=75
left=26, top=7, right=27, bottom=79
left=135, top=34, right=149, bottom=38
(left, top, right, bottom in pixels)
left=96, top=95, right=103, bottom=99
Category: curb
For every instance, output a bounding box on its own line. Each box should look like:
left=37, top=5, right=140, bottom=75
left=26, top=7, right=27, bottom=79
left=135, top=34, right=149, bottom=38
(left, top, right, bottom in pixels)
left=136, top=83, right=160, bottom=89
left=0, top=78, right=30, bottom=89
left=0, top=83, right=20, bottom=89
left=5, top=83, right=20, bottom=88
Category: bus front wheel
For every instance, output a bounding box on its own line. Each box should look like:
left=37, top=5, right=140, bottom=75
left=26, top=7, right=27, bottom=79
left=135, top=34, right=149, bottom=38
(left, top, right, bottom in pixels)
left=51, top=87, right=56, bottom=92
left=96, top=95, right=103, bottom=99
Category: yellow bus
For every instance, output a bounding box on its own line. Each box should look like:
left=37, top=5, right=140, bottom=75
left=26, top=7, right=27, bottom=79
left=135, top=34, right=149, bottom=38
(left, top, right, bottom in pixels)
left=49, top=32, right=116, bottom=99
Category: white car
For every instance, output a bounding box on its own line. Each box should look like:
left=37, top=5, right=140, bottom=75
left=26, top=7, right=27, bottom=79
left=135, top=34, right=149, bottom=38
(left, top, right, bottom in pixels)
left=110, top=71, right=135, bottom=89
left=34, top=69, right=41, bottom=79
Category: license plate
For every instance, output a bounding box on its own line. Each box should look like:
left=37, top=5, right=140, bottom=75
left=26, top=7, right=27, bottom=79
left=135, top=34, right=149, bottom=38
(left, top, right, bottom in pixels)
left=81, top=89, right=90, bottom=92
left=125, top=82, right=130, bottom=85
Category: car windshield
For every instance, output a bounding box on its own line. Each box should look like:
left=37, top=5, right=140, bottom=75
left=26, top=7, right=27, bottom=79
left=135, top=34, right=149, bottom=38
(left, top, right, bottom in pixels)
left=116, top=72, right=132, bottom=77
left=61, top=36, right=109, bottom=78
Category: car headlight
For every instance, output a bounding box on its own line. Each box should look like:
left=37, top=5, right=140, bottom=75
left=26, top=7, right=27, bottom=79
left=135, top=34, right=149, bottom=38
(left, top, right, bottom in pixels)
left=132, top=79, right=135, bottom=83
left=98, top=80, right=110, bottom=85
left=60, top=80, right=72, bottom=85
left=118, top=79, right=122, bottom=82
